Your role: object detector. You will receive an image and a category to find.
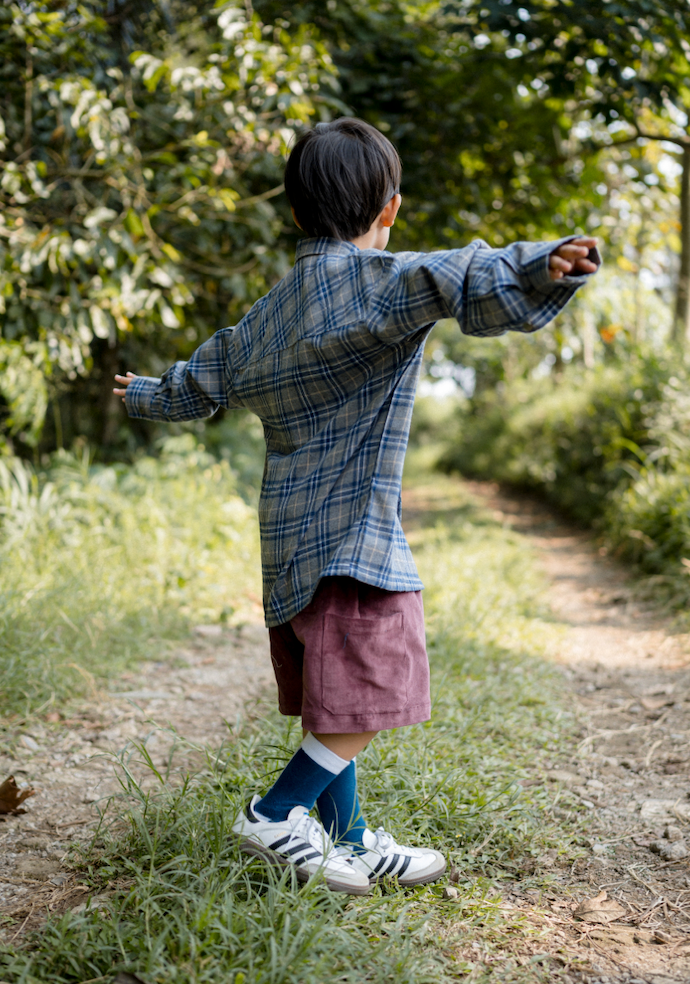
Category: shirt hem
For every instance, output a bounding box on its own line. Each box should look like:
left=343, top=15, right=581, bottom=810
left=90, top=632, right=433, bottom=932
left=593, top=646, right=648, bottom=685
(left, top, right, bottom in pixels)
left=264, top=566, right=425, bottom=627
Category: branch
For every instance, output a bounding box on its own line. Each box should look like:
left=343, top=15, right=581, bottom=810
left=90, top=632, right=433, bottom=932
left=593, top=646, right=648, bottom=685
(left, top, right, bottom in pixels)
left=235, top=184, right=284, bottom=208
left=636, top=128, right=689, bottom=148
left=23, top=49, right=33, bottom=156
left=584, top=121, right=689, bottom=156
left=178, top=256, right=259, bottom=277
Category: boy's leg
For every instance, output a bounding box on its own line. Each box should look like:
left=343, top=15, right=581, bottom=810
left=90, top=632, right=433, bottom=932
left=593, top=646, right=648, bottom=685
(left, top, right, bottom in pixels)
left=292, top=580, right=444, bottom=885
left=312, top=731, right=378, bottom=759
left=232, top=722, right=374, bottom=894
left=255, top=730, right=376, bottom=821
left=232, top=612, right=384, bottom=895
left=314, top=725, right=446, bottom=884
left=316, top=757, right=367, bottom=849
left=241, top=578, right=444, bottom=890
left=305, top=731, right=374, bottom=850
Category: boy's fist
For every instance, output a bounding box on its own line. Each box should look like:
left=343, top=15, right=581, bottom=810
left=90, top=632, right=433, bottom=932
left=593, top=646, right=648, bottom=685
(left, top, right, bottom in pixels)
left=549, top=237, right=600, bottom=280
left=113, top=371, right=138, bottom=402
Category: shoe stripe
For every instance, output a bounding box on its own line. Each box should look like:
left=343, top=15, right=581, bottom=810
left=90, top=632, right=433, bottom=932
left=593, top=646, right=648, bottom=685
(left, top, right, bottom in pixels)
left=383, top=855, right=400, bottom=876
left=372, top=856, right=389, bottom=874
left=397, top=855, right=412, bottom=878
left=283, top=841, right=316, bottom=858
left=294, top=850, right=322, bottom=863
left=288, top=848, right=319, bottom=865
left=269, top=835, right=292, bottom=851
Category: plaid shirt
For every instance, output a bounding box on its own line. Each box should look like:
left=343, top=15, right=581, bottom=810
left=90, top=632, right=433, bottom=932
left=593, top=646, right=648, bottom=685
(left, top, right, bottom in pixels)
left=126, top=235, right=591, bottom=626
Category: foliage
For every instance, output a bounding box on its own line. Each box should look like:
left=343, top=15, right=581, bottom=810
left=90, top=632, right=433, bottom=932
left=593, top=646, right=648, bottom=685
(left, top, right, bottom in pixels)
left=1, top=479, right=581, bottom=983
left=254, top=0, right=608, bottom=251
left=0, top=0, right=337, bottom=452
left=0, top=435, right=261, bottom=716
left=439, top=351, right=690, bottom=598
left=2, top=0, right=688, bottom=456
left=476, top=0, right=690, bottom=336
left=477, top=0, right=690, bottom=127
left=0, top=337, right=47, bottom=450
left=440, top=360, right=666, bottom=520
left=606, top=372, right=690, bottom=578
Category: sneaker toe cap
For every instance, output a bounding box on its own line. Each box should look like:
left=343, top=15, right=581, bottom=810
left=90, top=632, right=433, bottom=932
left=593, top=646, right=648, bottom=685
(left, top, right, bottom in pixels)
left=399, top=850, right=446, bottom=886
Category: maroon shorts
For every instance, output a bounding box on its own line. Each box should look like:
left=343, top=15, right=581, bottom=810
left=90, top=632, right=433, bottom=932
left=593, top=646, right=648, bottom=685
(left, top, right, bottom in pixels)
left=268, top=576, right=431, bottom=734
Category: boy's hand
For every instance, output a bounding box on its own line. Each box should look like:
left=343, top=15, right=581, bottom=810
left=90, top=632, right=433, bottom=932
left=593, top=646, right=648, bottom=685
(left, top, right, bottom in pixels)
left=548, top=237, right=600, bottom=280
left=113, top=372, right=138, bottom=402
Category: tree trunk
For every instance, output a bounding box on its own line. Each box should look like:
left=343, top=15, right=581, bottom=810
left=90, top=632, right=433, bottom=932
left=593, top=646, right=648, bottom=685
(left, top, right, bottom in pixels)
left=672, top=142, right=690, bottom=346
left=23, top=49, right=33, bottom=154
left=582, top=308, right=596, bottom=369
left=99, top=341, right=122, bottom=451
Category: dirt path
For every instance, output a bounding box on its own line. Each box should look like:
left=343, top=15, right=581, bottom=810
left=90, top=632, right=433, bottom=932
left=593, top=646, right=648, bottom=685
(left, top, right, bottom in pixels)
left=3, top=479, right=690, bottom=983
left=467, top=480, right=690, bottom=984
left=0, top=622, right=275, bottom=932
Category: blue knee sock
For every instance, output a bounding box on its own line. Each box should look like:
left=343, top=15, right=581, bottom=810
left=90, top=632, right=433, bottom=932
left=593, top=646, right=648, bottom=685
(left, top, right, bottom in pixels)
left=256, top=733, right=349, bottom=822
left=317, top=759, right=368, bottom=851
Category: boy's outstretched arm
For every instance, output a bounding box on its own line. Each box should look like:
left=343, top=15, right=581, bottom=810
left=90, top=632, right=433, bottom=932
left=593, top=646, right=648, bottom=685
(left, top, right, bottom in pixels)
left=458, top=235, right=600, bottom=336
left=377, top=234, right=600, bottom=344
left=112, top=328, right=239, bottom=422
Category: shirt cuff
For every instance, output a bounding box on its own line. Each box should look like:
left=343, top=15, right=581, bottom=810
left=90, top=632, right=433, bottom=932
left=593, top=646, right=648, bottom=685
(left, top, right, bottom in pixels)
left=125, top=375, right=162, bottom=420
left=524, top=237, right=597, bottom=293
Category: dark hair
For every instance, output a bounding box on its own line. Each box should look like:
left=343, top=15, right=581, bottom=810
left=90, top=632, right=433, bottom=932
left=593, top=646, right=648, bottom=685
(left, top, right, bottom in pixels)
left=284, top=118, right=401, bottom=241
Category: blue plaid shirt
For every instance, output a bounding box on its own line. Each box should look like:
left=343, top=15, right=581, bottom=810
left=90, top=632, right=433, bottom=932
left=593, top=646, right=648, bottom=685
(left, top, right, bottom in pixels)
left=126, top=236, right=591, bottom=626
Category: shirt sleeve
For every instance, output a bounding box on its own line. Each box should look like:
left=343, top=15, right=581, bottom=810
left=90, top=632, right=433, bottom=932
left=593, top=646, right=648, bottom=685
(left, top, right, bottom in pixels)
left=374, top=236, right=596, bottom=342
left=125, top=327, right=242, bottom=421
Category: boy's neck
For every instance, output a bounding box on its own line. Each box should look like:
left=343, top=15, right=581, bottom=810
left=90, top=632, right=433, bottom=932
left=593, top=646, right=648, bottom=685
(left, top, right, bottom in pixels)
left=349, top=224, right=390, bottom=251
left=348, top=193, right=401, bottom=251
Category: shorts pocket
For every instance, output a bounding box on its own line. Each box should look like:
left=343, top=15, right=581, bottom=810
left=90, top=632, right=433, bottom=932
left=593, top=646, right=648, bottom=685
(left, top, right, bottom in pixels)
left=320, top=612, right=409, bottom=715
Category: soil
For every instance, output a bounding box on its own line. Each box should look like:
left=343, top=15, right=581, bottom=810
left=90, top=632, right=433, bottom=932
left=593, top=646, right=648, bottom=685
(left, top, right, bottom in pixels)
left=2, top=479, right=690, bottom=984
left=0, top=622, right=276, bottom=938
left=463, top=480, right=690, bottom=984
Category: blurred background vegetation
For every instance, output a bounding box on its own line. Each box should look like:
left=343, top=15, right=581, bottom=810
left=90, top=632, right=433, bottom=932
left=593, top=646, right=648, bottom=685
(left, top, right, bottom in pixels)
left=3, top=0, right=689, bottom=458
left=4, top=0, right=690, bottom=711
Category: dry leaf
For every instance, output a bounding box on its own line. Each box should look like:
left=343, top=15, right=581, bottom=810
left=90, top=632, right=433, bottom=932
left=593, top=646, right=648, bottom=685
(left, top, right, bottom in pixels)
left=573, top=890, right=626, bottom=924
left=0, top=775, right=36, bottom=815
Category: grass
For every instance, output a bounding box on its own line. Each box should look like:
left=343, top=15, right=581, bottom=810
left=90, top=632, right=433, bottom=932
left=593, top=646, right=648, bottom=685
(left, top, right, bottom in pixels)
left=0, top=436, right=262, bottom=717
left=1, top=458, right=589, bottom=983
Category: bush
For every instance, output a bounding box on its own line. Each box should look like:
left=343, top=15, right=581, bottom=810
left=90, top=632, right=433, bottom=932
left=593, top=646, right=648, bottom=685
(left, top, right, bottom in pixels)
left=438, top=352, right=690, bottom=598
left=441, top=356, right=669, bottom=522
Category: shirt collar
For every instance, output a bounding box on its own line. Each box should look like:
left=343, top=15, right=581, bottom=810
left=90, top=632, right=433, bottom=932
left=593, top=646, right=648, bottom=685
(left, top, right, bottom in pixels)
left=295, top=237, right=361, bottom=261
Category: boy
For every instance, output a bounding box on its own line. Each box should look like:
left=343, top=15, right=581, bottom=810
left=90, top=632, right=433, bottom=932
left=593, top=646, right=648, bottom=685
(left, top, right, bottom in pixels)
left=115, top=117, right=598, bottom=897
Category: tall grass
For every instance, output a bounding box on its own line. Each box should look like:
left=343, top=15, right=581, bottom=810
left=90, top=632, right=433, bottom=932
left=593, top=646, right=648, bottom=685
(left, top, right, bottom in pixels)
left=2, top=477, right=578, bottom=983
left=0, top=435, right=261, bottom=716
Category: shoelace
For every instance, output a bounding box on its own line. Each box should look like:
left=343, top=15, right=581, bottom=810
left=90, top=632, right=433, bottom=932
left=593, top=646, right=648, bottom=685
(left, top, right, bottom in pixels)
left=371, top=827, right=400, bottom=853
left=292, top=812, right=340, bottom=860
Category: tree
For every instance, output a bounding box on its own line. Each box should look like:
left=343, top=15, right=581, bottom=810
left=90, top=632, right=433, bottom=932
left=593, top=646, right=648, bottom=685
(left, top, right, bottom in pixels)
left=0, top=0, right=337, bottom=452
left=254, top=0, right=607, bottom=252
left=474, top=0, right=690, bottom=344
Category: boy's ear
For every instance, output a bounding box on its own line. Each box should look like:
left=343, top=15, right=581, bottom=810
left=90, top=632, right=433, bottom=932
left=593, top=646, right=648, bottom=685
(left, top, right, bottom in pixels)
left=291, top=206, right=303, bottom=231
left=381, top=193, right=402, bottom=228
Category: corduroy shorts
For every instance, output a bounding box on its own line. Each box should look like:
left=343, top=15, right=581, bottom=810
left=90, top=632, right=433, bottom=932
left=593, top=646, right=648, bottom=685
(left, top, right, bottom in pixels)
left=268, top=576, right=431, bottom=733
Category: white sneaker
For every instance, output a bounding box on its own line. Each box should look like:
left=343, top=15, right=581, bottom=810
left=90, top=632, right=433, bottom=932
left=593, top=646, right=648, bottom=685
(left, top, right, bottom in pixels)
left=231, top=795, right=371, bottom=896
left=342, top=827, right=447, bottom=887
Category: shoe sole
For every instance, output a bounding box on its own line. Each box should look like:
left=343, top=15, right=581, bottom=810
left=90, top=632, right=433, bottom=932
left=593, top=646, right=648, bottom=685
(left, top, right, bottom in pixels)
left=235, top=836, right=371, bottom=896
left=374, top=851, right=447, bottom=887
